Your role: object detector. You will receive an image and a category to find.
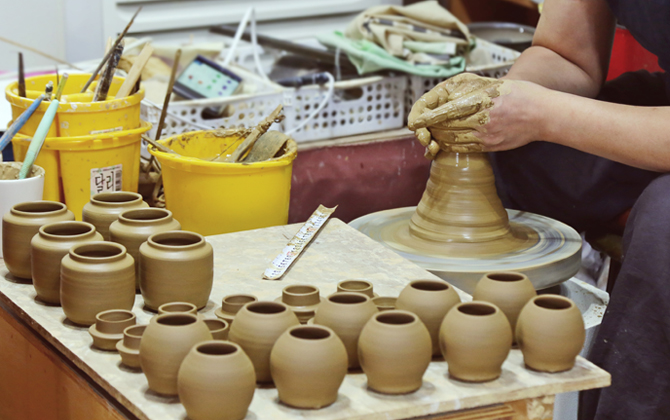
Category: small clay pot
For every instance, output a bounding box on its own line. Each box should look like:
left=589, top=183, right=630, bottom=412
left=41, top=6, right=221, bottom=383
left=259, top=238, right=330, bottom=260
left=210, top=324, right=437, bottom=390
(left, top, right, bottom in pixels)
left=88, top=309, right=136, bottom=350
left=31, top=221, right=103, bottom=304
left=140, top=313, right=212, bottom=395
left=117, top=324, right=146, bottom=369
left=473, top=272, right=537, bottom=335
left=158, top=302, right=198, bottom=316
left=337, top=279, right=375, bottom=298
left=2, top=201, right=74, bottom=279
left=178, top=341, right=255, bottom=420
left=516, top=295, right=585, bottom=373
left=204, top=318, right=229, bottom=340
left=271, top=325, right=347, bottom=409
left=110, top=208, right=181, bottom=289
left=372, top=296, right=397, bottom=312
left=139, top=231, right=213, bottom=311
left=61, top=242, right=136, bottom=326
left=313, top=292, right=378, bottom=369
left=358, top=310, right=432, bottom=394
left=83, top=192, right=148, bottom=240
left=228, top=301, right=300, bottom=383
left=439, top=302, right=512, bottom=382
left=274, top=284, right=323, bottom=324
left=396, top=279, right=461, bottom=356
left=215, top=294, right=258, bottom=324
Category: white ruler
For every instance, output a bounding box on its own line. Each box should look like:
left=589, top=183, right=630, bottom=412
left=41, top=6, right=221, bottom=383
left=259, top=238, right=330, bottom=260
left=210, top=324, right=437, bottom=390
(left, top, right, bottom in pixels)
left=263, top=205, right=337, bottom=280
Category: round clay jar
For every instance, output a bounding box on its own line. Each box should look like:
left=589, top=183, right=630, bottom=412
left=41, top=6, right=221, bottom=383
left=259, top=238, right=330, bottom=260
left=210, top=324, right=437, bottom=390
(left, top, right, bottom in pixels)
left=275, top=284, right=322, bottom=324
left=516, top=295, right=585, bottom=373
left=140, top=313, right=212, bottom=396
left=178, top=341, right=255, bottom=420
left=82, top=192, right=148, bottom=241
left=396, top=279, right=461, bottom=356
left=88, top=309, right=136, bottom=350
left=110, top=208, right=181, bottom=289
left=61, top=242, right=136, bottom=326
left=473, top=272, right=537, bottom=335
left=358, top=310, right=432, bottom=394
left=271, top=325, right=347, bottom=409
left=139, top=231, right=213, bottom=311
left=2, top=201, right=74, bottom=279
left=371, top=296, right=397, bottom=312
left=439, top=302, right=512, bottom=382
left=116, top=324, right=146, bottom=369
left=31, top=221, right=103, bottom=305
left=337, top=279, right=374, bottom=298
left=204, top=318, right=229, bottom=340
left=215, top=294, right=258, bottom=325
left=313, top=292, right=378, bottom=369
left=228, top=301, right=300, bottom=383
left=158, top=302, right=198, bottom=316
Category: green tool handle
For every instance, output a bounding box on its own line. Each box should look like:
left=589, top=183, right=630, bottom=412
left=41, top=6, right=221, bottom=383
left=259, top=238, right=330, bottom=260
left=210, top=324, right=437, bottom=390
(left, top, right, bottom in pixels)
left=18, top=99, right=59, bottom=179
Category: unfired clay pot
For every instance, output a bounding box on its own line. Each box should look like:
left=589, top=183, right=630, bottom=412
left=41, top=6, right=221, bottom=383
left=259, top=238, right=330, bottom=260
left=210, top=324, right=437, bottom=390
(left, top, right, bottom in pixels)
left=372, top=296, right=397, bottom=312
left=271, top=325, right=347, bottom=408
left=215, top=294, right=258, bottom=324
left=337, top=279, right=375, bottom=298
left=396, top=279, right=461, bottom=355
left=139, top=231, right=213, bottom=311
left=140, top=313, right=212, bottom=395
left=358, top=310, right=432, bottom=394
left=88, top=309, right=136, bottom=350
left=109, top=208, right=181, bottom=289
left=439, top=302, right=512, bottom=382
left=313, top=292, right=378, bottom=369
left=228, top=301, right=300, bottom=383
left=178, top=341, right=255, bottom=420
left=274, top=284, right=323, bottom=323
left=516, top=295, right=585, bottom=372
left=61, top=242, right=135, bottom=326
left=204, top=318, right=229, bottom=340
left=117, top=324, right=146, bottom=369
left=473, top=272, right=537, bottom=335
left=83, top=192, right=148, bottom=240
left=31, top=221, right=103, bottom=304
left=158, top=302, right=198, bottom=316
left=2, top=201, right=74, bottom=279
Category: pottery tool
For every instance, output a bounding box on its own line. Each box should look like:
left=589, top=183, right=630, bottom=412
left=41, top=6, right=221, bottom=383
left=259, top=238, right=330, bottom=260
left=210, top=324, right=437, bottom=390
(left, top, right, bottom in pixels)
left=0, top=36, right=81, bottom=70
left=18, top=53, right=26, bottom=98
left=225, top=105, right=284, bottom=163
left=94, top=42, right=124, bottom=102
left=155, top=49, right=182, bottom=141
left=263, top=205, right=337, bottom=280
left=80, top=7, right=142, bottom=93
left=243, top=131, right=289, bottom=163
left=44, top=81, right=53, bottom=101
left=141, top=134, right=178, bottom=155
left=115, top=43, right=154, bottom=98
left=18, top=74, right=68, bottom=179
left=0, top=94, right=45, bottom=155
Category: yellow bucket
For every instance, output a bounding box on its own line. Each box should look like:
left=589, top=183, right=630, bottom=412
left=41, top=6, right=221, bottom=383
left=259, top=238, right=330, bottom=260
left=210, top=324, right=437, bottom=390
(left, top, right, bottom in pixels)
left=5, top=74, right=144, bottom=137
left=150, top=131, right=297, bottom=236
left=12, top=122, right=152, bottom=219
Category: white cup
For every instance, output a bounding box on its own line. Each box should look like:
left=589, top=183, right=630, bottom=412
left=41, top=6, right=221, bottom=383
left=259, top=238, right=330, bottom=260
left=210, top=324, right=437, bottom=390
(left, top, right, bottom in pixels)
left=0, top=163, right=45, bottom=258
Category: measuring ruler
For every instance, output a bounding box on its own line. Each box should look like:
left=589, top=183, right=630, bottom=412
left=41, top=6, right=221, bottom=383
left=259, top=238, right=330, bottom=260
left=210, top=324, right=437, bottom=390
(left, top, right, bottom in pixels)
left=263, top=205, right=337, bottom=280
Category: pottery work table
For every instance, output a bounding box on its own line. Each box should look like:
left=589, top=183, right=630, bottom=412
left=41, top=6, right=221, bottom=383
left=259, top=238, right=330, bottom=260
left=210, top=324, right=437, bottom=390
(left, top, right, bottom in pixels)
left=0, top=219, right=610, bottom=420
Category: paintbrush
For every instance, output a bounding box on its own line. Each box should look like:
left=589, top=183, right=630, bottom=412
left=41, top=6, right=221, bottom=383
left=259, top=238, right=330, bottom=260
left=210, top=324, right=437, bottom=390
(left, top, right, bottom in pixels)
left=94, top=42, right=124, bottom=101
left=18, top=53, right=26, bottom=98
left=81, top=7, right=142, bottom=93
left=0, top=94, right=45, bottom=154
left=44, top=81, right=53, bottom=102
left=155, top=49, right=182, bottom=140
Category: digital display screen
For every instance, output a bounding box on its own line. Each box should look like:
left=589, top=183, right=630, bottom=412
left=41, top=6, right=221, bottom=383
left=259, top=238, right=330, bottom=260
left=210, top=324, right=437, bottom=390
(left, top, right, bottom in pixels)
left=176, top=59, right=241, bottom=99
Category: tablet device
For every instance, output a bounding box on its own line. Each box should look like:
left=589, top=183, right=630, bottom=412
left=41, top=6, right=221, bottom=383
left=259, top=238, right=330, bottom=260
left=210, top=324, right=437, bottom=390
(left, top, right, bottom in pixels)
left=173, top=55, right=243, bottom=100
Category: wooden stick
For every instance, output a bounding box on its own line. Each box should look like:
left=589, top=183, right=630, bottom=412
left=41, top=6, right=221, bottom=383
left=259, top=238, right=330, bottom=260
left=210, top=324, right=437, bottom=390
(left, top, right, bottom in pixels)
left=94, top=42, right=123, bottom=102
left=18, top=53, right=26, bottom=98
left=0, top=36, right=82, bottom=70
left=155, top=49, right=182, bottom=141
left=80, top=7, right=142, bottom=93
left=115, top=44, right=154, bottom=98
left=226, top=105, right=284, bottom=162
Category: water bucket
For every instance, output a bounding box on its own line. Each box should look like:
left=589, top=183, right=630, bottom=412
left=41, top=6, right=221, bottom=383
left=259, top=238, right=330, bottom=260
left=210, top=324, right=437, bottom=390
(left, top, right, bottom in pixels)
left=149, top=131, right=297, bottom=236
left=12, top=122, right=152, bottom=219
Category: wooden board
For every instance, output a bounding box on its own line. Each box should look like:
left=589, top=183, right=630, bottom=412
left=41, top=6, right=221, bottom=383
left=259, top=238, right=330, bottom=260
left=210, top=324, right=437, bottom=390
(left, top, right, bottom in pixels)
left=0, top=219, right=610, bottom=420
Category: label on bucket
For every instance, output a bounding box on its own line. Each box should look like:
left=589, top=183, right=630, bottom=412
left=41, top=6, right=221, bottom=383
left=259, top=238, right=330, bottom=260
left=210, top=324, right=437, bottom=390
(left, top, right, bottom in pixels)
left=90, top=164, right=123, bottom=196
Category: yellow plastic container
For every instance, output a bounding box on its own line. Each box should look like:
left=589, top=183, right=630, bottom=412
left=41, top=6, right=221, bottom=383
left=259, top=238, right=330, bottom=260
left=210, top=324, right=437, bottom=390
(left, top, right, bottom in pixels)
left=150, top=131, right=298, bottom=236
left=12, top=122, right=152, bottom=219
left=5, top=74, right=144, bottom=137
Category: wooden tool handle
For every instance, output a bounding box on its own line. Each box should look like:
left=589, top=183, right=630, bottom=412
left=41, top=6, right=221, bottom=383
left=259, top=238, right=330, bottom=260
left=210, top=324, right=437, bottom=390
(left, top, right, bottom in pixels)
left=116, top=44, right=154, bottom=98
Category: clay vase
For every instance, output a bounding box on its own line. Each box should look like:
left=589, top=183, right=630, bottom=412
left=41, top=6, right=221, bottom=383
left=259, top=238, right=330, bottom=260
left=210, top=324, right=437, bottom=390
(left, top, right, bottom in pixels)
left=516, top=295, right=585, bottom=372
left=439, top=302, right=512, bottom=382
left=396, top=279, right=461, bottom=356
left=61, top=242, right=136, bottom=326
left=88, top=309, right=136, bottom=350
left=358, top=310, right=431, bottom=394
left=139, top=231, right=213, bottom=311
left=31, top=221, right=103, bottom=304
left=372, top=296, right=397, bottom=312
left=275, top=284, right=323, bottom=323
left=271, top=325, right=347, bottom=408
left=313, top=292, right=378, bottom=369
left=178, top=341, right=255, bottom=420
left=228, top=301, right=300, bottom=383
left=109, top=208, right=181, bottom=289
left=473, top=272, right=537, bottom=336
left=2, top=201, right=74, bottom=279
left=140, top=313, right=212, bottom=395
left=337, top=280, right=375, bottom=298
left=204, top=318, right=229, bottom=340
left=117, top=324, right=146, bottom=369
left=215, top=294, right=258, bottom=324
left=82, top=192, right=148, bottom=240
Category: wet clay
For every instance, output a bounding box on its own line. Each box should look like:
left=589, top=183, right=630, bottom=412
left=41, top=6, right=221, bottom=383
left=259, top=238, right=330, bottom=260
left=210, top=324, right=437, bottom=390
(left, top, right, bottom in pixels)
left=0, top=162, right=43, bottom=180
